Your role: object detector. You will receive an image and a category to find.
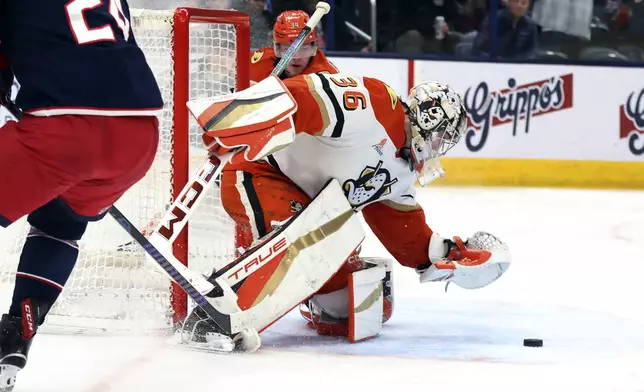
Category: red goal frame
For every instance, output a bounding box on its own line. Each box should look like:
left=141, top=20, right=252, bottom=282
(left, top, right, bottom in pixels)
left=170, top=7, right=250, bottom=324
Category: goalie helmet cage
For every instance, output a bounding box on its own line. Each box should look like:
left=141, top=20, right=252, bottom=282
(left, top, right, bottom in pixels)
left=0, top=7, right=250, bottom=334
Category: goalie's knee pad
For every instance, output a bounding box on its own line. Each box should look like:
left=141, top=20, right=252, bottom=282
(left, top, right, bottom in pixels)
left=364, top=257, right=394, bottom=324
left=27, top=198, right=88, bottom=240
left=300, top=257, right=394, bottom=341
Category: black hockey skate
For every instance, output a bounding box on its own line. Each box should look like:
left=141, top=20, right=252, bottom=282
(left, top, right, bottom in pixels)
left=0, top=299, right=47, bottom=392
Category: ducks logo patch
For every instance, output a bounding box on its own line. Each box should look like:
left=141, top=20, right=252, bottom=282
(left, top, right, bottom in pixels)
left=343, top=161, right=398, bottom=207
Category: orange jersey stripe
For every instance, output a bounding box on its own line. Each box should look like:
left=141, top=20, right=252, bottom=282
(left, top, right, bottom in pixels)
left=283, top=75, right=328, bottom=136
left=363, top=77, right=407, bottom=150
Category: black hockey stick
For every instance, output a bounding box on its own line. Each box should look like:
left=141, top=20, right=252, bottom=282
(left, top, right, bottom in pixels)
left=2, top=103, right=233, bottom=334
left=107, top=208, right=231, bottom=332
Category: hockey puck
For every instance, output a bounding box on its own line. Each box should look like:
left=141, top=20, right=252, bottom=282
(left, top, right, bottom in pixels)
left=523, top=338, right=543, bottom=347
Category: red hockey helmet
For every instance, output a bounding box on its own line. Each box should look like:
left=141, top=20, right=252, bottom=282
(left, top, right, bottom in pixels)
left=273, top=10, right=315, bottom=45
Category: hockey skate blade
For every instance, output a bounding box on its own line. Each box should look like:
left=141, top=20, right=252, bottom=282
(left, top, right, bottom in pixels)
left=0, top=364, right=19, bottom=392
left=205, top=333, right=235, bottom=353
left=176, top=332, right=235, bottom=353
left=176, top=329, right=261, bottom=354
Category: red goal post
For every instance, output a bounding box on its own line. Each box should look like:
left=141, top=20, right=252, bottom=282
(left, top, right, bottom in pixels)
left=169, top=7, right=250, bottom=324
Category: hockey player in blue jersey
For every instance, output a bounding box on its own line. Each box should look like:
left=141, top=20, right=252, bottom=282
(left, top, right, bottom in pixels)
left=0, top=0, right=162, bottom=390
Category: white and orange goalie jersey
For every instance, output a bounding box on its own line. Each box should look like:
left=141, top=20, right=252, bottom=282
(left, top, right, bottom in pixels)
left=218, top=73, right=434, bottom=273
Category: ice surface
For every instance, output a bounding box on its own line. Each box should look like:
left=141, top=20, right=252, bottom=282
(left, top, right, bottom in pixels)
left=9, top=187, right=644, bottom=392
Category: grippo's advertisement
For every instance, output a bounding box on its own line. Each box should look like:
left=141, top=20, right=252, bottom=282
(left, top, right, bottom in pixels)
left=463, top=74, right=574, bottom=152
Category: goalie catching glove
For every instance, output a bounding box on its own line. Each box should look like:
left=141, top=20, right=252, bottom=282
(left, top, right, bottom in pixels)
left=417, top=231, right=511, bottom=289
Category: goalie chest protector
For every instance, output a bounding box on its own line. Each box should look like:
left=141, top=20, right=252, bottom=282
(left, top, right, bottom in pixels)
left=0, top=0, right=163, bottom=115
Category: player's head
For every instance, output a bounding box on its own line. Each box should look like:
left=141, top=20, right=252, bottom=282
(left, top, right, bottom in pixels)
left=401, top=81, right=467, bottom=186
left=273, top=10, right=317, bottom=77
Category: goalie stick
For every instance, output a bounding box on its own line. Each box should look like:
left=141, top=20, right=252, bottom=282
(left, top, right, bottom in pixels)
left=146, top=1, right=332, bottom=328
left=109, top=208, right=232, bottom=331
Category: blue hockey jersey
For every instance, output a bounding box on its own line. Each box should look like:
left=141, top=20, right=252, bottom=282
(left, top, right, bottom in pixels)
left=0, top=0, right=163, bottom=116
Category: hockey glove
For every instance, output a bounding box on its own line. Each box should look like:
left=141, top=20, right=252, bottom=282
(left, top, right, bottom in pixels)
left=417, top=231, right=511, bottom=290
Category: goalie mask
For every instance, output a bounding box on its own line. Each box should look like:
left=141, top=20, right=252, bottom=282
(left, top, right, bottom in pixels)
left=402, top=81, right=467, bottom=186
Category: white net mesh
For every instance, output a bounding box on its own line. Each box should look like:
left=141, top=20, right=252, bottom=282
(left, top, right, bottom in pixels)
left=0, top=9, right=242, bottom=334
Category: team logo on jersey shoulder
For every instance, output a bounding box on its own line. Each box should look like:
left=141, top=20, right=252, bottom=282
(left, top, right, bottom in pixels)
left=343, top=160, right=398, bottom=207
left=251, top=50, right=264, bottom=64
left=385, top=84, right=398, bottom=111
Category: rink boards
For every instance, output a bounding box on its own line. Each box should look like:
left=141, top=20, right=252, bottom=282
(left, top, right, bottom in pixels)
left=329, top=56, right=644, bottom=189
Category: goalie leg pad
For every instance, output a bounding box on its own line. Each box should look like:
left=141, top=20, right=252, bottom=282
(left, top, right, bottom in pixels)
left=362, top=257, right=394, bottom=323
left=300, top=258, right=393, bottom=341
left=215, top=179, right=365, bottom=334
left=348, top=263, right=386, bottom=342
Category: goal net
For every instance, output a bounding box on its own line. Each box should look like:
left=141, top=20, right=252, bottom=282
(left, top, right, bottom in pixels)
left=0, top=8, right=250, bottom=334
